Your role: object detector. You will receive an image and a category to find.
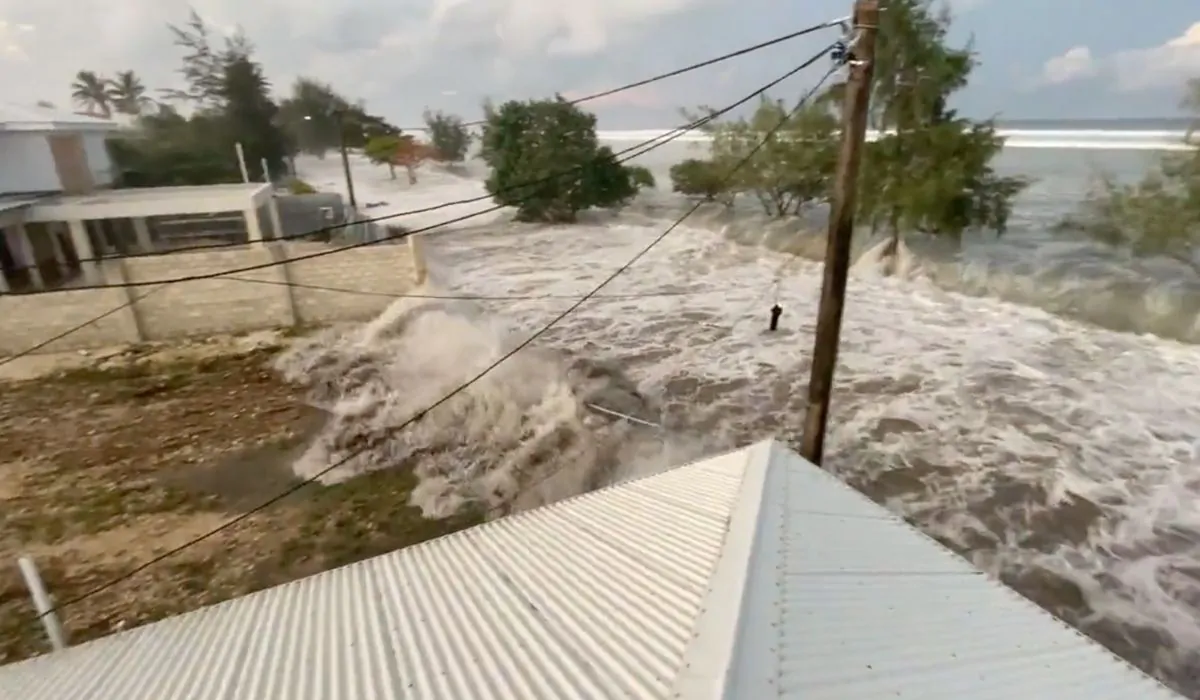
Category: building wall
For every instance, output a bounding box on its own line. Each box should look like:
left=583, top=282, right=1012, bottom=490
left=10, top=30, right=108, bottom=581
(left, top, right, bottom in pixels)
left=0, top=130, right=112, bottom=195
left=0, top=132, right=59, bottom=194
left=0, top=240, right=421, bottom=355
left=81, top=132, right=114, bottom=188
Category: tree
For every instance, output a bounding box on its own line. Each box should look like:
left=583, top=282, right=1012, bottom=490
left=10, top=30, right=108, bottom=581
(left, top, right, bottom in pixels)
left=1062, top=78, right=1200, bottom=273
left=109, top=70, right=155, bottom=116
left=278, top=78, right=350, bottom=157
left=423, top=109, right=471, bottom=162
left=670, top=159, right=729, bottom=201
left=160, top=9, right=252, bottom=107
left=691, top=96, right=838, bottom=216
left=70, top=70, right=112, bottom=117
left=626, top=165, right=656, bottom=191
left=480, top=97, right=639, bottom=222
left=108, top=14, right=285, bottom=186
left=847, top=0, right=1028, bottom=256
left=365, top=134, right=404, bottom=180
left=108, top=109, right=239, bottom=187
left=219, top=53, right=287, bottom=181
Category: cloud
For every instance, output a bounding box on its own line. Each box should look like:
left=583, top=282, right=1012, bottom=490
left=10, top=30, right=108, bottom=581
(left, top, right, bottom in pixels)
left=1040, top=46, right=1097, bottom=85
left=0, top=19, right=33, bottom=61
left=1111, top=21, right=1200, bottom=91
left=0, top=0, right=715, bottom=123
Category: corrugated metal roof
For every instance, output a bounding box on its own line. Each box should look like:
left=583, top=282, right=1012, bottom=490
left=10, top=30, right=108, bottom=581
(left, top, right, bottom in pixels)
left=0, top=440, right=1183, bottom=699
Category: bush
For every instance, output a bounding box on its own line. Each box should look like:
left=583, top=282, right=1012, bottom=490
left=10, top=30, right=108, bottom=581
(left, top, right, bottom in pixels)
left=423, top=110, right=471, bottom=162
left=286, top=178, right=316, bottom=194
left=480, top=97, right=641, bottom=222
left=669, top=158, right=727, bottom=201
left=626, top=165, right=656, bottom=190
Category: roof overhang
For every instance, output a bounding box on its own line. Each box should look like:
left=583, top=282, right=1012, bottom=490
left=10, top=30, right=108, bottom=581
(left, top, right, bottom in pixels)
left=23, top=183, right=274, bottom=221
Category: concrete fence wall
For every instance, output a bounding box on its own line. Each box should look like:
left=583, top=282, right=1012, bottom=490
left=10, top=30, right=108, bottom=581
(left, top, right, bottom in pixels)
left=0, top=238, right=427, bottom=355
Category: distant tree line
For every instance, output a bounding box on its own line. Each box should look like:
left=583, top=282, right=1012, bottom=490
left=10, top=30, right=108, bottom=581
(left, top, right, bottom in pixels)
left=67, top=11, right=473, bottom=189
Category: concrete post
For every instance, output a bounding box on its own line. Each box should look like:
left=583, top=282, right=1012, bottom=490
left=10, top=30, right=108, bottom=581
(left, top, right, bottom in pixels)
left=408, top=233, right=428, bottom=285
left=267, top=197, right=284, bottom=241
left=67, top=219, right=101, bottom=284
left=266, top=243, right=299, bottom=326
left=14, top=224, right=43, bottom=289
left=244, top=208, right=264, bottom=243
left=47, top=227, right=67, bottom=266
left=132, top=217, right=153, bottom=252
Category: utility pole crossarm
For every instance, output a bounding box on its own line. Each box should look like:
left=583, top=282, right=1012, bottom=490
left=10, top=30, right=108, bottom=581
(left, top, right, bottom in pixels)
left=799, top=0, right=879, bottom=466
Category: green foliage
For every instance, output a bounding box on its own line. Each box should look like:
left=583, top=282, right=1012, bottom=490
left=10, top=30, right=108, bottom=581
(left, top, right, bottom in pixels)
left=364, top=134, right=404, bottom=179
left=626, top=165, right=656, bottom=190
left=480, top=97, right=640, bottom=222
left=858, top=110, right=1028, bottom=239
left=669, top=159, right=729, bottom=201
left=104, top=13, right=286, bottom=186
left=219, top=54, right=287, bottom=181
left=108, top=111, right=240, bottom=187
left=71, top=70, right=111, bottom=118
left=1063, top=80, right=1200, bottom=271
left=276, top=80, right=399, bottom=157
left=422, top=110, right=471, bottom=162
left=286, top=178, right=317, bottom=195
left=697, top=96, right=838, bottom=216
left=845, top=0, right=1026, bottom=245
left=109, top=71, right=155, bottom=116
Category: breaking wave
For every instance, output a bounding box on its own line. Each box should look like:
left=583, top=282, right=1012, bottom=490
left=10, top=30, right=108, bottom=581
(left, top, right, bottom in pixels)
left=272, top=279, right=715, bottom=518
left=621, top=198, right=1200, bottom=344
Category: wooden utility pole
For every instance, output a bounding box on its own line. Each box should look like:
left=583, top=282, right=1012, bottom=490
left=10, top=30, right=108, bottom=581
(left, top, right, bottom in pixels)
left=799, top=0, right=878, bottom=465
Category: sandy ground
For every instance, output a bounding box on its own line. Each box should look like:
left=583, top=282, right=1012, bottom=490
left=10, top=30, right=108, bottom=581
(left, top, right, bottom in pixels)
left=0, top=333, right=478, bottom=663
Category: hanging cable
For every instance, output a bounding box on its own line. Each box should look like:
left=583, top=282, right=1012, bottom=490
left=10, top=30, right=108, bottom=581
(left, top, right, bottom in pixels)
left=21, top=45, right=840, bottom=625
left=0, top=21, right=846, bottom=271
left=488, top=58, right=844, bottom=518
left=0, top=33, right=845, bottom=368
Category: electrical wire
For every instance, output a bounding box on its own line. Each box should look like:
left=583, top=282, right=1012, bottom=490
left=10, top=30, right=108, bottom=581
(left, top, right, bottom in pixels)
left=0, top=119, right=710, bottom=369
left=485, top=60, right=844, bottom=519
left=4, top=21, right=844, bottom=271
left=1, top=89, right=768, bottom=297
left=27, top=44, right=839, bottom=624
left=0, top=38, right=840, bottom=371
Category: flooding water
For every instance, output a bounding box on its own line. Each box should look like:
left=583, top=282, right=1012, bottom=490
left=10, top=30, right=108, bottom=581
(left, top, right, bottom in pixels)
left=289, top=133, right=1200, bottom=696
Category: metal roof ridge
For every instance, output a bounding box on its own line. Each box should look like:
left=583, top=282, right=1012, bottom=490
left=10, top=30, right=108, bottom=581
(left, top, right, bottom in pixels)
left=669, top=438, right=780, bottom=697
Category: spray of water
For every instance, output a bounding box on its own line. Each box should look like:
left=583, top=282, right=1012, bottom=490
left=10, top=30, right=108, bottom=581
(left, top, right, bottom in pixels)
left=273, top=279, right=716, bottom=518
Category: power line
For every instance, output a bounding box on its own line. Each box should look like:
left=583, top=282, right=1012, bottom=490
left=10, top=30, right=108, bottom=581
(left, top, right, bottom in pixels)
left=2, top=95, right=749, bottom=297
left=487, top=60, right=844, bottom=519
left=27, top=44, right=839, bottom=625
left=456, top=19, right=848, bottom=128
left=0, top=32, right=845, bottom=369
left=4, top=22, right=844, bottom=271
left=0, top=124, right=701, bottom=369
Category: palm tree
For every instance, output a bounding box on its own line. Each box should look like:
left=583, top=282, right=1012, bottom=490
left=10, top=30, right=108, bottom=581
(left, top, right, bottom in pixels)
left=70, top=70, right=112, bottom=117
left=108, top=70, right=155, bottom=116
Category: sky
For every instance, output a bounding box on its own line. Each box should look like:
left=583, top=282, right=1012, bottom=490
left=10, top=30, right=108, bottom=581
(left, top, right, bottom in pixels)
left=0, top=0, right=1197, bottom=128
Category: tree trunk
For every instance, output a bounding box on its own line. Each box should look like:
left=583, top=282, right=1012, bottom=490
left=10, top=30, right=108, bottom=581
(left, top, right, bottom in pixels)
left=387, top=163, right=396, bottom=180
left=406, top=164, right=417, bottom=185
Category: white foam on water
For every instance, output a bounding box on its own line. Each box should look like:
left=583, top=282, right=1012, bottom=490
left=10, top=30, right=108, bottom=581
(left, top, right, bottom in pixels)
left=598, top=128, right=1197, bottom=151
left=290, top=155, right=1200, bottom=696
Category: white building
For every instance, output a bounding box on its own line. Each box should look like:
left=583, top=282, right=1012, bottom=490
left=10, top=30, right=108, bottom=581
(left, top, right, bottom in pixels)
left=0, top=103, right=283, bottom=293
left=0, top=441, right=1182, bottom=699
